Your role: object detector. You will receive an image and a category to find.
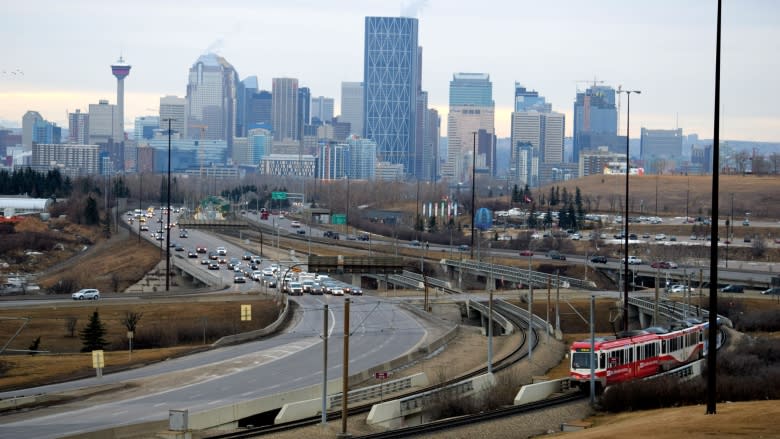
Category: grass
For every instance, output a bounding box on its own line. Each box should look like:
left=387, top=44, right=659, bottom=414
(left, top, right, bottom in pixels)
left=0, top=299, right=279, bottom=391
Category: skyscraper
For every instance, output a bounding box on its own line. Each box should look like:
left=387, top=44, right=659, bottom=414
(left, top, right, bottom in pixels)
left=572, top=84, right=618, bottom=162
left=159, top=96, right=186, bottom=136
left=514, top=83, right=551, bottom=113
left=110, top=56, right=131, bottom=138
left=443, top=73, right=495, bottom=182
left=311, top=96, right=334, bottom=124
left=340, top=82, right=364, bottom=137
left=298, top=86, right=311, bottom=130
left=185, top=53, right=239, bottom=148
left=22, top=111, right=43, bottom=149
left=68, top=109, right=89, bottom=144
left=133, top=116, right=159, bottom=142
left=363, top=16, right=420, bottom=176
left=272, top=78, right=299, bottom=142
left=88, top=100, right=121, bottom=145
left=641, top=128, right=683, bottom=173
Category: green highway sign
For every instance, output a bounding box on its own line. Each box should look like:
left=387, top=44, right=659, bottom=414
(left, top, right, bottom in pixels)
left=332, top=214, right=346, bottom=225
left=271, top=191, right=287, bottom=200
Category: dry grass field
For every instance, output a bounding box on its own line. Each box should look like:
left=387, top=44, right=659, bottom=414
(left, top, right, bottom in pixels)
left=538, top=174, right=780, bottom=220
left=0, top=299, right=279, bottom=391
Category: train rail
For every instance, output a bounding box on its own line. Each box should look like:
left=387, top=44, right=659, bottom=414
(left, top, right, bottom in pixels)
left=205, top=301, right=536, bottom=438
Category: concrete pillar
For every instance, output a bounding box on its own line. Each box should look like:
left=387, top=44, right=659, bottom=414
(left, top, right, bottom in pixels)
left=351, top=273, right=361, bottom=286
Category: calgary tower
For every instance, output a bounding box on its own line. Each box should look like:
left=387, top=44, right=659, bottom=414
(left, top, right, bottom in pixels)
left=110, top=56, right=131, bottom=138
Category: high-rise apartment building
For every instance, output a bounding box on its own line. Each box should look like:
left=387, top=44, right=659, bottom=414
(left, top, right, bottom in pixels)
left=298, top=87, right=311, bottom=130
left=340, top=82, right=364, bottom=137
left=443, top=73, right=495, bottom=182
left=68, top=109, right=89, bottom=144
left=32, top=143, right=100, bottom=177
left=572, top=84, right=619, bottom=162
left=185, top=53, right=239, bottom=148
left=346, top=135, right=377, bottom=180
left=159, top=95, right=186, bottom=136
left=364, top=16, right=420, bottom=176
left=311, top=96, right=334, bottom=124
left=272, top=78, right=299, bottom=142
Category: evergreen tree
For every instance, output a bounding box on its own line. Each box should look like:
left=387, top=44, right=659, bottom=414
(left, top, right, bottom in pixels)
left=428, top=215, right=437, bottom=233
left=28, top=336, right=41, bottom=356
left=84, top=196, right=100, bottom=225
left=558, top=206, right=568, bottom=228
left=549, top=186, right=556, bottom=206
left=575, top=187, right=585, bottom=224
left=527, top=203, right=538, bottom=228
left=562, top=187, right=569, bottom=205
left=80, top=310, right=108, bottom=352
left=511, top=184, right=520, bottom=203
left=544, top=208, right=553, bottom=229
left=415, top=215, right=424, bottom=232
left=567, top=203, right=577, bottom=230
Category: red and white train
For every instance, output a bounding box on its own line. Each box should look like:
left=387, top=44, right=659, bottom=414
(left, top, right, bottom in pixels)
left=570, top=319, right=713, bottom=389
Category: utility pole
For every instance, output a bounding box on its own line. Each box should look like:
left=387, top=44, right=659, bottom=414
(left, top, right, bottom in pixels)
left=341, top=298, right=351, bottom=436
left=470, top=131, right=477, bottom=259
left=321, top=304, right=328, bottom=426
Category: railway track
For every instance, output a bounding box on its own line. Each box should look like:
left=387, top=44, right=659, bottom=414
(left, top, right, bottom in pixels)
left=206, top=301, right=538, bottom=438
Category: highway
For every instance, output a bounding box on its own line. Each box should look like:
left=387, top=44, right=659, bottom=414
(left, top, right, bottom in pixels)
left=0, top=210, right=429, bottom=438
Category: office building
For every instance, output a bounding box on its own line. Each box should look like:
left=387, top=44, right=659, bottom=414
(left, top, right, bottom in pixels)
left=579, top=146, right=626, bottom=177
left=514, top=83, right=551, bottom=113
left=88, top=100, right=121, bottom=145
left=510, top=108, right=565, bottom=185
left=134, top=116, right=159, bottom=142
left=68, top=110, right=89, bottom=144
left=443, top=73, right=495, bottom=182
left=32, top=118, right=62, bottom=146
left=146, top=138, right=227, bottom=173
left=22, top=111, right=43, bottom=149
left=312, top=96, right=334, bottom=124
left=259, top=154, right=315, bottom=177
left=272, top=78, right=299, bottom=142
left=318, top=142, right=348, bottom=180
left=247, top=90, right=272, bottom=131
left=298, top=86, right=311, bottom=129
left=422, top=108, right=440, bottom=181
left=572, top=84, right=619, bottom=162
left=340, top=82, right=364, bottom=137
left=185, top=53, right=239, bottom=148
left=364, top=16, right=420, bottom=176
left=110, top=56, right=131, bottom=138
left=247, top=128, right=271, bottom=164
left=159, top=96, right=186, bottom=137
left=640, top=128, right=683, bottom=173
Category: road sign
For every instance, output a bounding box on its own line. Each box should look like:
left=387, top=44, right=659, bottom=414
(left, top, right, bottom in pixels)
left=272, top=191, right=287, bottom=200
left=375, top=371, right=390, bottom=379
left=332, top=214, right=346, bottom=225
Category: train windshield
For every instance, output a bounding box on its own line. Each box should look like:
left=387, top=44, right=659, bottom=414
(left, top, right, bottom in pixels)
left=572, top=352, right=593, bottom=369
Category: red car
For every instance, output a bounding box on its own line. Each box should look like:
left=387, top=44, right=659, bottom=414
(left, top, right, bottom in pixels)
left=519, top=250, right=534, bottom=256
left=196, top=246, right=207, bottom=253
left=650, top=261, right=670, bottom=269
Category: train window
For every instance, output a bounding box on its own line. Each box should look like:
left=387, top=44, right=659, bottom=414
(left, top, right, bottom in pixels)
left=636, top=346, right=641, bottom=361
left=662, top=340, right=667, bottom=354
left=600, top=353, right=605, bottom=369
left=628, top=347, right=633, bottom=363
left=571, top=352, right=592, bottom=369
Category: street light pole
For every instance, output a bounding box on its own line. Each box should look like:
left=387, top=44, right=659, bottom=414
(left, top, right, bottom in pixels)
left=470, top=131, right=477, bottom=259
left=618, top=89, right=640, bottom=332
left=164, top=118, right=174, bottom=292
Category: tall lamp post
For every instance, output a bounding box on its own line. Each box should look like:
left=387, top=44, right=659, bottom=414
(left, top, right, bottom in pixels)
left=618, top=89, right=640, bottom=332
left=470, top=131, right=477, bottom=259
left=163, top=118, right=175, bottom=292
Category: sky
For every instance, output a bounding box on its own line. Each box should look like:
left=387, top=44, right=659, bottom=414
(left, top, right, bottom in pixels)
left=1, top=0, right=779, bottom=142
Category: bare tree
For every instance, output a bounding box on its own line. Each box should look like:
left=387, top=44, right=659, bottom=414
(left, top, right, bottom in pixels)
left=751, top=237, right=766, bottom=258
left=65, top=317, right=78, bottom=337
left=121, top=311, right=143, bottom=333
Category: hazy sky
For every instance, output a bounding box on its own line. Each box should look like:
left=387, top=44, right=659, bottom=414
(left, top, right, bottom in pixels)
left=2, top=0, right=778, bottom=141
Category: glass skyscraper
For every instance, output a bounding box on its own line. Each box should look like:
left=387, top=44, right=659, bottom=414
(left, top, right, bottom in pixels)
left=572, top=85, right=618, bottom=162
left=444, top=73, right=495, bottom=181
left=363, top=16, right=420, bottom=176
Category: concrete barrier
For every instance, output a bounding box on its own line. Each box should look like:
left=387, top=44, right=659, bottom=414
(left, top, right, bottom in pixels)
left=211, top=295, right=290, bottom=347
left=513, top=378, right=569, bottom=405
left=367, top=373, right=495, bottom=429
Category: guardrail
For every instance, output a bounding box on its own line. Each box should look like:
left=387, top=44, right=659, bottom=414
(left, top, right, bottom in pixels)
left=467, top=300, right=515, bottom=335
left=329, top=373, right=427, bottom=409
left=443, top=259, right=598, bottom=290
left=627, top=296, right=733, bottom=328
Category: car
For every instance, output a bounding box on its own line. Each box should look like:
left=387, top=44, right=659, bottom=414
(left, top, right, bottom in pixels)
left=228, top=258, right=240, bottom=269
left=743, top=219, right=750, bottom=226
left=690, top=235, right=698, bottom=241
left=458, top=244, right=470, bottom=252
left=140, top=225, right=149, bottom=231
left=349, top=287, right=363, bottom=296
left=196, top=246, right=208, bottom=253
left=323, top=231, right=334, bottom=238
left=651, top=261, right=671, bottom=269
left=669, top=284, right=691, bottom=293
left=290, top=221, right=301, bottom=228
left=216, top=246, right=227, bottom=256
left=200, top=259, right=209, bottom=265
left=642, top=233, right=650, bottom=239
left=242, top=252, right=253, bottom=260
left=233, top=275, right=246, bottom=283
left=571, top=233, right=581, bottom=240
left=411, top=240, right=421, bottom=247
left=519, top=250, right=534, bottom=256
left=208, top=251, right=218, bottom=260
left=288, top=282, right=304, bottom=296
left=670, top=236, right=677, bottom=241
left=187, top=250, right=197, bottom=258
left=218, top=256, right=227, bottom=264
left=546, top=250, right=566, bottom=260
left=622, top=256, right=643, bottom=265
left=175, top=245, right=184, bottom=252
left=358, top=233, right=370, bottom=241
left=330, top=287, right=344, bottom=296
left=720, top=284, right=744, bottom=293
left=744, top=236, right=752, bottom=243
left=251, top=270, right=263, bottom=281
left=179, top=232, right=188, bottom=238
left=296, top=229, right=306, bottom=235
left=71, top=288, right=100, bottom=300
left=655, top=233, right=666, bottom=240
left=761, top=287, right=780, bottom=295
left=208, top=262, right=219, bottom=270
left=629, top=233, right=638, bottom=240
left=590, top=255, right=607, bottom=263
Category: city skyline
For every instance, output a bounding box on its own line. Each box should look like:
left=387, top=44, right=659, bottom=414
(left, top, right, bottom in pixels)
left=1, top=0, right=779, bottom=142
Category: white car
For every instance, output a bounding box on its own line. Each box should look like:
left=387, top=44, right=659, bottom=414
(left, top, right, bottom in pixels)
left=655, top=233, right=666, bottom=241
left=216, top=246, right=227, bottom=256
left=669, top=284, right=691, bottom=293
left=72, top=288, right=100, bottom=300
left=330, top=288, right=345, bottom=296
left=290, top=221, right=301, bottom=228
